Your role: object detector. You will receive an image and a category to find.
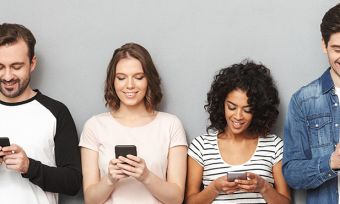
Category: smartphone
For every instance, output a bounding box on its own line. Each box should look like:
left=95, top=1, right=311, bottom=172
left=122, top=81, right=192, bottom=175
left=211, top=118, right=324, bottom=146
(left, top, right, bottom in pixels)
left=0, top=137, right=10, bottom=147
left=115, top=145, right=137, bottom=158
left=227, top=172, right=247, bottom=182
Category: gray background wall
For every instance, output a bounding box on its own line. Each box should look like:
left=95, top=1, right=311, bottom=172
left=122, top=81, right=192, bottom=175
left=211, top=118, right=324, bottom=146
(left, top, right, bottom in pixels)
left=1, top=0, right=338, bottom=203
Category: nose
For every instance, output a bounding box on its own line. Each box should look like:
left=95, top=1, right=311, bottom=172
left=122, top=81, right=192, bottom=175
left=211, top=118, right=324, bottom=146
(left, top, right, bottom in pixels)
left=234, top=109, right=244, bottom=120
left=127, top=77, right=135, bottom=89
left=2, top=68, right=14, bottom=81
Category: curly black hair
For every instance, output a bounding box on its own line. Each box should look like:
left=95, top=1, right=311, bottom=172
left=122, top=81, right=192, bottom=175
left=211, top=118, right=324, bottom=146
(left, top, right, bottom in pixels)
left=205, top=60, right=280, bottom=136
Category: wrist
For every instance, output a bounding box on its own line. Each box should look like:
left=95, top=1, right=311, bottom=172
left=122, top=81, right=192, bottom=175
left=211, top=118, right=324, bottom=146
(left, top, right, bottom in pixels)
left=106, top=176, right=118, bottom=186
left=141, top=171, right=152, bottom=185
left=209, top=180, right=220, bottom=195
left=259, top=180, right=270, bottom=194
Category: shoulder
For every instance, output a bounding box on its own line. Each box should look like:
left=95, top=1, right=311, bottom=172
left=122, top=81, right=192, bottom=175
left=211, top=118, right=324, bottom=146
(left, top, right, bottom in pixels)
left=35, top=92, right=71, bottom=117
left=157, top=111, right=181, bottom=121
left=190, top=132, right=217, bottom=145
left=84, top=112, right=111, bottom=127
left=261, top=134, right=283, bottom=147
left=291, top=76, right=323, bottom=103
left=156, top=112, right=184, bottom=126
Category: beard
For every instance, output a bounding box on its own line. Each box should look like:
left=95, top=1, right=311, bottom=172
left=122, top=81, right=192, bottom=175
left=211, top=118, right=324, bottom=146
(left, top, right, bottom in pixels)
left=0, top=77, right=30, bottom=98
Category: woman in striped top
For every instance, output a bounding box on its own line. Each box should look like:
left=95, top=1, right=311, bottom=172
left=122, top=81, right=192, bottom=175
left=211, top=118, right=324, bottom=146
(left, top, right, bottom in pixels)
left=185, top=61, right=291, bottom=204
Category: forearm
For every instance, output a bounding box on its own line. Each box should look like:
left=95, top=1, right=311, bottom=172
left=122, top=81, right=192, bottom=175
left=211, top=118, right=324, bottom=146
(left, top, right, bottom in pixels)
left=84, top=175, right=116, bottom=204
left=282, top=153, right=337, bottom=189
left=142, top=171, right=184, bottom=204
left=261, top=182, right=290, bottom=204
left=186, top=182, right=219, bottom=204
left=22, top=158, right=82, bottom=195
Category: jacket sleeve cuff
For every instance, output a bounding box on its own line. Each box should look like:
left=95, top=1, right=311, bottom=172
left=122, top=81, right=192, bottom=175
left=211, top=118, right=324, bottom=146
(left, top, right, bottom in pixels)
left=319, top=153, right=337, bottom=180
left=21, top=158, right=40, bottom=179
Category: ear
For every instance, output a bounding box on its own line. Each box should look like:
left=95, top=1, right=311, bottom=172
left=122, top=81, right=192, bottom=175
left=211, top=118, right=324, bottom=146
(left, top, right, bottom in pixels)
left=321, top=39, right=328, bottom=54
left=30, top=55, right=37, bottom=73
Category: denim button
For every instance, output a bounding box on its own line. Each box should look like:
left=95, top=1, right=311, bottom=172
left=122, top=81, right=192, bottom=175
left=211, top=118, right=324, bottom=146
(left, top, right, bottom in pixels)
left=328, top=173, right=332, bottom=177
left=335, top=103, right=338, bottom=106
left=336, top=124, right=339, bottom=127
left=315, top=124, right=319, bottom=127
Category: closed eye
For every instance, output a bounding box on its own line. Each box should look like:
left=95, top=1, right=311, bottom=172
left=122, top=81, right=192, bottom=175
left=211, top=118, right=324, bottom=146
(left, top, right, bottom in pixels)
left=116, top=76, right=126, bottom=80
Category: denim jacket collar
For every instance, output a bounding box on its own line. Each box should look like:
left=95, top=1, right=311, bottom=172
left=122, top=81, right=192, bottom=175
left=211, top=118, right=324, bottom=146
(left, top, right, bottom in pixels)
left=321, top=68, right=334, bottom=94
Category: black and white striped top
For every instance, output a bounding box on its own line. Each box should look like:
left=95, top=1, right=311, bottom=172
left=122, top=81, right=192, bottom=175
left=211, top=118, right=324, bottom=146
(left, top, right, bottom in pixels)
left=188, top=133, right=283, bottom=203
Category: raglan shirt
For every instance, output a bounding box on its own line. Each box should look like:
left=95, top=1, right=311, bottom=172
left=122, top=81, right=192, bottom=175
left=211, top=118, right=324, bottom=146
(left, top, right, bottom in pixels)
left=0, top=90, right=81, bottom=204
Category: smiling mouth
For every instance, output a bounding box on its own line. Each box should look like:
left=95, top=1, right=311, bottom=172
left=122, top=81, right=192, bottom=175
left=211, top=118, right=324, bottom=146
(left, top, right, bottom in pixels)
left=231, top=120, right=245, bottom=128
left=123, top=91, right=138, bottom=97
left=1, top=80, right=18, bottom=88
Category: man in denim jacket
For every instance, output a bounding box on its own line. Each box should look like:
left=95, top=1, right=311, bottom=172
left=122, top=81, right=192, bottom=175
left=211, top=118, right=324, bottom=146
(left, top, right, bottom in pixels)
left=283, top=3, right=340, bottom=204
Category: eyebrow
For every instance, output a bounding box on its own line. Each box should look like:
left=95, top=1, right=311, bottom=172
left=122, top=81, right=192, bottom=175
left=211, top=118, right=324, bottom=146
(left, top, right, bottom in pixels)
left=115, top=72, right=145, bottom=75
left=226, top=101, right=251, bottom=108
left=330, top=45, right=340, bottom=49
left=11, top=62, right=25, bottom=66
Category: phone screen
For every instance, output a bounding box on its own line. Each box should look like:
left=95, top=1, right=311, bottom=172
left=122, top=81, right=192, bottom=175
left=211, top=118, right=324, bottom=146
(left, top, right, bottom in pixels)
left=115, top=145, right=137, bottom=158
left=0, top=137, right=10, bottom=147
left=227, top=172, right=247, bottom=182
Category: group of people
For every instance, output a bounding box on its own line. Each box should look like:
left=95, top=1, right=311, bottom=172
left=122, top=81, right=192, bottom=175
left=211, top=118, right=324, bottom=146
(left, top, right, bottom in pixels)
left=0, top=3, right=339, bottom=204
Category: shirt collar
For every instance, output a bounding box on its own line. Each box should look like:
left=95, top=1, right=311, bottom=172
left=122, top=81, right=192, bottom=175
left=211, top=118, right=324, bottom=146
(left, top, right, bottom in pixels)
left=321, top=67, right=334, bottom=94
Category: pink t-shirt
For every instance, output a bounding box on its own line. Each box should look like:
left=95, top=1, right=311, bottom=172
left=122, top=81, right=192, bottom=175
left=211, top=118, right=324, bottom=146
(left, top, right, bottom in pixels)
left=79, top=111, right=187, bottom=204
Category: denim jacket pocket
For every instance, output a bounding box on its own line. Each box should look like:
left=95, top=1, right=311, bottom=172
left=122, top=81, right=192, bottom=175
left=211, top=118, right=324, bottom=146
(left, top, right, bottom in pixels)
left=307, top=114, right=332, bottom=148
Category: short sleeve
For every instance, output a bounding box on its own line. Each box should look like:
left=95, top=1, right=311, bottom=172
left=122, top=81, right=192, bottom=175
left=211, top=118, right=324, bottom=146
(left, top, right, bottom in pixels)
left=188, top=136, right=205, bottom=166
left=79, top=117, right=99, bottom=152
left=273, top=136, right=283, bottom=164
left=169, top=116, right=188, bottom=148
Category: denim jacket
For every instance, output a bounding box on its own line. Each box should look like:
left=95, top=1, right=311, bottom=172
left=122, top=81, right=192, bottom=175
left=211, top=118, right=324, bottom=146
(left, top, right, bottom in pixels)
left=283, top=68, right=340, bottom=204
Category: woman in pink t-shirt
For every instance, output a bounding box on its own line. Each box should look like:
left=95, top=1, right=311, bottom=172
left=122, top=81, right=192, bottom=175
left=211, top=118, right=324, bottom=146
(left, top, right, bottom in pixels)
left=79, top=43, right=187, bottom=204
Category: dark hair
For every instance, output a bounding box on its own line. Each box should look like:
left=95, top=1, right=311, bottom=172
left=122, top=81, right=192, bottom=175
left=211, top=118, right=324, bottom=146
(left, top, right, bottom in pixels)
left=104, top=43, right=162, bottom=111
left=205, top=60, right=280, bottom=136
left=321, top=3, right=340, bottom=47
left=0, top=23, right=36, bottom=61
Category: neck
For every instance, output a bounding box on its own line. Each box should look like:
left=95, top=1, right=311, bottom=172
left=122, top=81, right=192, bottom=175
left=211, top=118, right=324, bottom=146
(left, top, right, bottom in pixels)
left=331, top=69, right=340, bottom=88
left=0, top=87, right=36, bottom=103
left=220, top=129, right=257, bottom=141
left=114, top=103, right=154, bottom=119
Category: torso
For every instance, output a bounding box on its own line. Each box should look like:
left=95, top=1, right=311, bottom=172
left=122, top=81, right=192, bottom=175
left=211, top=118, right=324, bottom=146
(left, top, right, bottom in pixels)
left=218, top=133, right=258, bottom=165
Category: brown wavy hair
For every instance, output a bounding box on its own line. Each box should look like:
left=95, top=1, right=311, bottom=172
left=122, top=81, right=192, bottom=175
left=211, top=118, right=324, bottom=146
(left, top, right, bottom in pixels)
left=104, top=43, right=162, bottom=111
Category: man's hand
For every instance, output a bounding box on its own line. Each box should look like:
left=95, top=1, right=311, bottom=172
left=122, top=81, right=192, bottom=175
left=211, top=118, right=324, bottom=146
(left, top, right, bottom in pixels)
left=330, top=143, right=340, bottom=170
left=2, top=144, right=29, bottom=174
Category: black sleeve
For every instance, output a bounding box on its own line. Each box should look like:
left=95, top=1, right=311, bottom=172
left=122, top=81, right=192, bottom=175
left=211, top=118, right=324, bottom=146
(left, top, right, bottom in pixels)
left=22, top=102, right=82, bottom=195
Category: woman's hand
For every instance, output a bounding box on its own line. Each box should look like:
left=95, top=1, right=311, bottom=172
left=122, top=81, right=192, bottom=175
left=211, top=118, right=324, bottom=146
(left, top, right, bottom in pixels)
left=107, top=158, right=128, bottom=184
left=212, top=175, right=239, bottom=194
left=235, top=172, right=267, bottom=193
left=117, top=155, right=150, bottom=183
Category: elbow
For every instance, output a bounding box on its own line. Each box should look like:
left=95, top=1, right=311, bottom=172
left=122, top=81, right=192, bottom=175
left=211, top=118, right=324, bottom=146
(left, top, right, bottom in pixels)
left=169, top=191, right=184, bottom=204
left=282, top=163, right=316, bottom=190
left=282, top=164, right=301, bottom=189
left=167, top=187, right=184, bottom=204
left=64, top=171, right=82, bottom=195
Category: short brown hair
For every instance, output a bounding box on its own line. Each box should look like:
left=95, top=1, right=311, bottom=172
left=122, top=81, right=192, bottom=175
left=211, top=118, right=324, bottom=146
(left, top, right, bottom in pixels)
left=321, top=3, right=340, bottom=47
left=104, top=43, right=162, bottom=111
left=0, top=23, right=36, bottom=61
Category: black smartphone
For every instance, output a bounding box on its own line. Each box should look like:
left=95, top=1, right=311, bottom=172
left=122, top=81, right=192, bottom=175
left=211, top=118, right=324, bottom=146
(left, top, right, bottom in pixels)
left=0, top=137, right=10, bottom=147
left=227, top=172, right=247, bottom=182
left=115, top=145, right=137, bottom=158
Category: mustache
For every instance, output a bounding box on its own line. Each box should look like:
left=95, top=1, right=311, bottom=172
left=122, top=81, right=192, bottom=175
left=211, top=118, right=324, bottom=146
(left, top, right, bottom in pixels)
left=0, top=79, right=19, bottom=83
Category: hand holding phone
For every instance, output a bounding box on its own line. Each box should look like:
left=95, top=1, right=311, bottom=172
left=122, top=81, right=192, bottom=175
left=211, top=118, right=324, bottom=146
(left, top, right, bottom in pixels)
left=227, top=172, right=247, bottom=182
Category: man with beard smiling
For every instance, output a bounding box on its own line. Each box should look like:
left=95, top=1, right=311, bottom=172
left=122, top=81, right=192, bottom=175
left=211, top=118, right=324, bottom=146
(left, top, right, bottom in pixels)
left=0, top=23, right=81, bottom=204
left=283, top=3, right=340, bottom=204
